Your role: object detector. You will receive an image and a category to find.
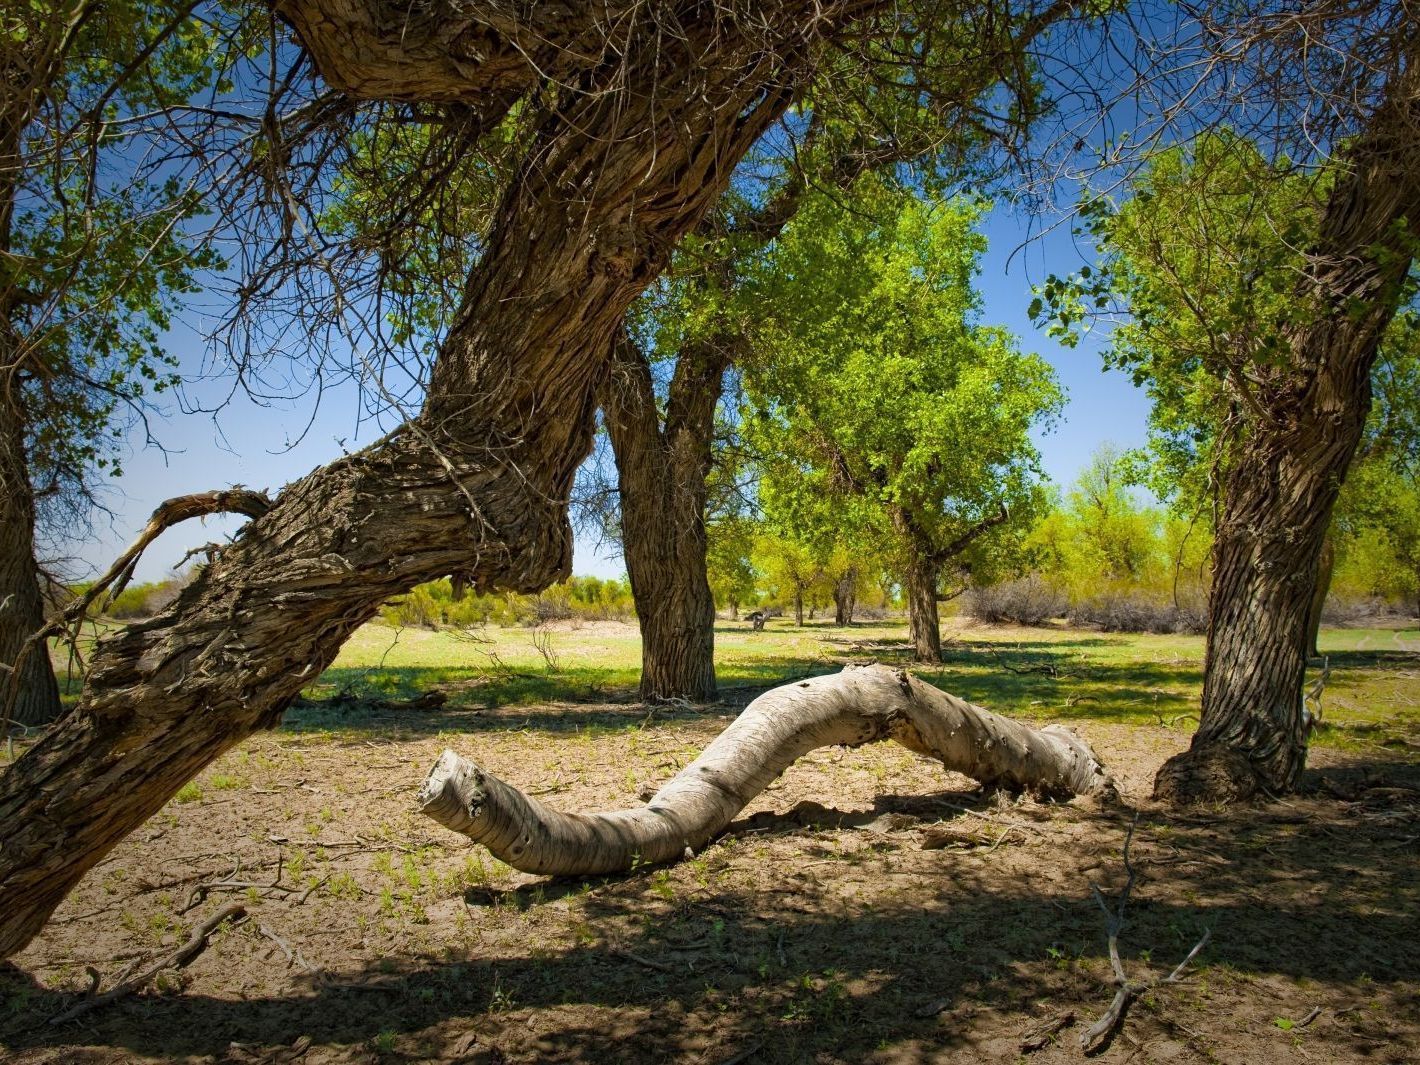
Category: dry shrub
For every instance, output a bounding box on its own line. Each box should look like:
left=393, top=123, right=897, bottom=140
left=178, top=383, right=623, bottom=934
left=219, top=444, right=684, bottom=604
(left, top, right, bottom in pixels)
left=1069, top=592, right=1207, bottom=635
left=964, top=575, right=1066, bottom=626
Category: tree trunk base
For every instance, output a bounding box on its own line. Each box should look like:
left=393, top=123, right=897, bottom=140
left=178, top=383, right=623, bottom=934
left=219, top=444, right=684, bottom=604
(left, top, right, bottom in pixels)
left=419, top=663, right=1113, bottom=876
left=1153, top=743, right=1261, bottom=805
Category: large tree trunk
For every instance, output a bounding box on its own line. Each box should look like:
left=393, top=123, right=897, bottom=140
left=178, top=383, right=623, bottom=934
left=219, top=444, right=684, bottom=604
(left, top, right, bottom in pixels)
left=0, top=385, right=61, bottom=727
left=603, top=334, right=726, bottom=702
left=0, top=101, right=61, bottom=729
left=0, top=0, right=858, bottom=959
left=1155, top=83, right=1420, bottom=803
left=419, top=663, right=1112, bottom=874
left=904, top=552, right=941, bottom=663
left=833, top=567, right=857, bottom=625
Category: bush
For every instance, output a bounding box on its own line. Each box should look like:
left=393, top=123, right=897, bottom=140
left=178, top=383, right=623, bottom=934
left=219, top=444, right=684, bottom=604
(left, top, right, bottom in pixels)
left=964, top=575, right=1066, bottom=626
left=379, top=576, right=636, bottom=630
left=1068, top=592, right=1207, bottom=635
left=102, top=577, right=189, bottom=619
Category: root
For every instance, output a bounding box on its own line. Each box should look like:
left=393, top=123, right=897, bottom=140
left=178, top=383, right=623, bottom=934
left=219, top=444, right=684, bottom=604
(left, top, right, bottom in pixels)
left=418, top=663, right=1113, bottom=876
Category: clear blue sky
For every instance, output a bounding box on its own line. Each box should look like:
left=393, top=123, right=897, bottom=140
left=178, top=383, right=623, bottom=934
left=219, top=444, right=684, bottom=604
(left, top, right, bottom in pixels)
left=71, top=200, right=1148, bottom=585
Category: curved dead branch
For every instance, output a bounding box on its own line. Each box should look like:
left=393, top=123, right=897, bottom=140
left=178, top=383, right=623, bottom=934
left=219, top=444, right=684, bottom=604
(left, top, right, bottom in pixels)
left=418, top=663, right=1112, bottom=875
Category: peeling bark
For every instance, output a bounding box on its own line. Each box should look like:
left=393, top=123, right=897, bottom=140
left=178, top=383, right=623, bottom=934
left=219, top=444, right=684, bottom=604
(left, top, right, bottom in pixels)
left=419, top=663, right=1112, bottom=875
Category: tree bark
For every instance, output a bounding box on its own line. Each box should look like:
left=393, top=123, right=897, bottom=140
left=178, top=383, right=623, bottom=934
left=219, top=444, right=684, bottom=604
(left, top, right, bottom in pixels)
left=0, top=0, right=863, bottom=959
left=0, top=385, right=61, bottom=727
left=603, top=332, right=726, bottom=702
left=419, top=663, right=1112, bottom=874
left=904, top=552, right=941, bottom=663
left=793, top=587, right=805, bottom=627
left=1155, top=79, right=1420, bottom=803
left=833, top=567, right=857, bottom=625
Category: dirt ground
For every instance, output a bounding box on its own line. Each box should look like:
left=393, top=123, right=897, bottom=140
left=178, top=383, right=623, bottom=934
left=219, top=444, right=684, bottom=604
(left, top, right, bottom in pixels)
left=3, top=676, right=1418, bottom=1063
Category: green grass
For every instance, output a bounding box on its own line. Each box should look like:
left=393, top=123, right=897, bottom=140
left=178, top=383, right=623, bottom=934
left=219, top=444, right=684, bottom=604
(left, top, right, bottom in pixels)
left=34, top=613, right=1414, bottom=754
left=286, top=615, right=1418, bottom=751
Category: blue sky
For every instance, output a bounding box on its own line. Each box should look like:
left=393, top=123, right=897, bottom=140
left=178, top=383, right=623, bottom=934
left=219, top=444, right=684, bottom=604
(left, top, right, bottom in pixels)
left=69, top=200, right=1149, bottom=585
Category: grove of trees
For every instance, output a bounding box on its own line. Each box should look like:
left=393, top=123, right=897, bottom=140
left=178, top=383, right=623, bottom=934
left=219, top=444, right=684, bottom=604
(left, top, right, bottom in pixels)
left=0, top=0, right=1417, bottom=961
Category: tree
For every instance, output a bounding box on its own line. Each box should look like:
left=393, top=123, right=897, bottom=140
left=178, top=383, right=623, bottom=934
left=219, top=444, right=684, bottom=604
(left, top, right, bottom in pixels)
left=1, top=0, right=227, bottom=726
left=746, top=182, right=1061, bottom=661
left=1038, top=91, right=1420, bottom=799
left=706, top=514, right=758, bottom=620
left=0, top=0, right=906, bottom=959
left=597, top=0, right=1079, bottom=698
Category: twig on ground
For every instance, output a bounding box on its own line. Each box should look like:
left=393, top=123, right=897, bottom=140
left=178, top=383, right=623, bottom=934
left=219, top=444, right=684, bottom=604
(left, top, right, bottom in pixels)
left=50, top=903, right=249, bottom=1024
left=611, top=949, right=673, bottom=973
left=1020, top=1010, right=1076, bottom=1052
left=1079, top=815, right=1211, bottom=1054
left=258, top=923, right=320, bottom=975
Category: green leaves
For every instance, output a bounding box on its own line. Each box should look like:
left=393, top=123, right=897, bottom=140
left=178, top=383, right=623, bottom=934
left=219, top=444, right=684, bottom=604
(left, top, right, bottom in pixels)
left=742, top=177, right=1059, bottom=573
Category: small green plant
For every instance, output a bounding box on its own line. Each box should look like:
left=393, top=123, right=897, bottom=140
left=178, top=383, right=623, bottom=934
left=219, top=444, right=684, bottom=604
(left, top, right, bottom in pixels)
left=208, top=773, right=243, bottom=791
left=374, top=1029, right=398, bottom=1053
left=174, top=781, right=203, bottom=804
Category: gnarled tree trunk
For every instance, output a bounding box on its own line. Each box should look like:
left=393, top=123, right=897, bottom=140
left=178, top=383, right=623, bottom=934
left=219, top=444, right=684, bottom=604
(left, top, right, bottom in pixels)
left=1156, top=81, right=1420, bottom=803
left=0, top=0, right=866, bottom=960
left=603, top=333, right=726, bottom=702
left=419, top=663, right=1112, bottom=874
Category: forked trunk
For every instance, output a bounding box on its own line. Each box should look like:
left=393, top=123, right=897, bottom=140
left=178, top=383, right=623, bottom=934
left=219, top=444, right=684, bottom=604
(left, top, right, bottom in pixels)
left=905, top=554, right=941, bottom=663
left=1156, top=88, right=1419, bottom=803
left=604, top=334, right=724, bottom=702
left=0, top=385, right=61, bottom=728
left=419, top=663, right=1113, bottom=874
left=0, top=0, right=841, bottom=958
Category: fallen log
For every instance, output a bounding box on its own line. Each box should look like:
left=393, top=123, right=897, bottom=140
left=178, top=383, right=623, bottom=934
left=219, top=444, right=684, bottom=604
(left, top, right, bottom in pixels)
left=418, top=664, right=1112, bottom=875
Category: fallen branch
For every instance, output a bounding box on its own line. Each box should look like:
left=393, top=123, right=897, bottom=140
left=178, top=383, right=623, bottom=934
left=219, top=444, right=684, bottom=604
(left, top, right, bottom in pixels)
left=419, top=664, right=1113, bottom=876
left=50, top=903, right=248, bottom=1024
left=1080, top=817, right=1211, bottom=1054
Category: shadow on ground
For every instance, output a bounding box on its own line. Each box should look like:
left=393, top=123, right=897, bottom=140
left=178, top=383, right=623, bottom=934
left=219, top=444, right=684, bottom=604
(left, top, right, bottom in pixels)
left=4, top=764, right=1418, bottom=1063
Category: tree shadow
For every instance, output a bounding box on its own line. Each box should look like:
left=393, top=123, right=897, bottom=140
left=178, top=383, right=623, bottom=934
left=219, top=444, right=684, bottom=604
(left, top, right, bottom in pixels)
left=4, top=786, right=1418, bottom=1062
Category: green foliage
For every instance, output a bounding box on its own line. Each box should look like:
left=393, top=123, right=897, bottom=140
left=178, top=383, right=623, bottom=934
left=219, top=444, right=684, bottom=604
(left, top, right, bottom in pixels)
left=970, top=446, right=1213, bottom=630
left=379, top=576, right=637, bottom=630
left=4, top=0, right=242, bottom=523
left=1333, top=459, right=1420, bottom=611
left=743, top=179, right=1061, bottom=592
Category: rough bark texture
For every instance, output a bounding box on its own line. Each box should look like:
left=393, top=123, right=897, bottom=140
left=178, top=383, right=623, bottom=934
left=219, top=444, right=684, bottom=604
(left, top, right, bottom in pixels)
left=0, top=0, right=877, bottom=960
left=419, top=663, right=1112, bottom=874
left=603, top=332, right=727, bottom=702
left=904, top=553, right=942, bottom=663
left=1155, top=81, right=1420, bottom=803
left=895, top=504, right=1008, bottom=663
left=0, top=385, right=60, bottom=727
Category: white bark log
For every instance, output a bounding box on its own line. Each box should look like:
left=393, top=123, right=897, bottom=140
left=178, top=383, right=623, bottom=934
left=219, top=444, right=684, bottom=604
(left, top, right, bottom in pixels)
left=418, top=664, right=1112, bottom=875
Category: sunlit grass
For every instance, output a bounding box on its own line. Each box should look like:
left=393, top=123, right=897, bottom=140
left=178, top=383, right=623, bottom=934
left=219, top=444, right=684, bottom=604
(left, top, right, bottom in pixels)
left=283, top=614, right=1419, bottom=751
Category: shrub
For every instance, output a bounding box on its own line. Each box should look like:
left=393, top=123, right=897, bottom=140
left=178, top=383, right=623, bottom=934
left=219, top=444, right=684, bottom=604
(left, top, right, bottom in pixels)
left=964, top=575, right=1066, bottom=626
left=1068, top=592, right=1207, bottom=634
